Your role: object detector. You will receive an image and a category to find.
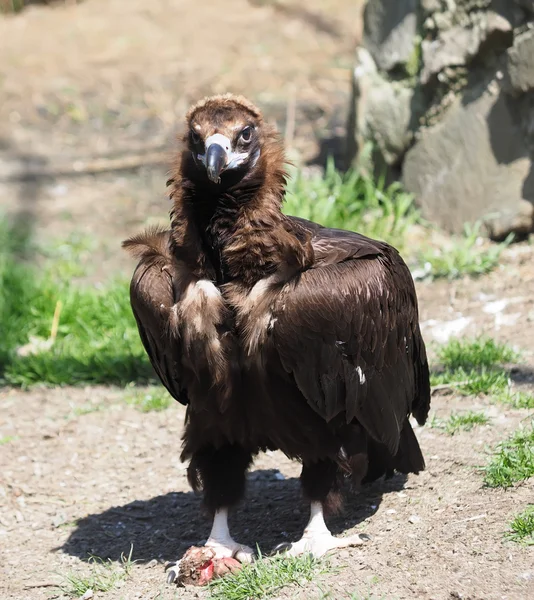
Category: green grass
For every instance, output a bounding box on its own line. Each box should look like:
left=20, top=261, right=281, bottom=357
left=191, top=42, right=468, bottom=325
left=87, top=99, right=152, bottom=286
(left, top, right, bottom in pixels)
left=0, top=220, right=153, bottom=387
left=430, top=338, right=534, bottom=405
left=2, top=279, right=152, bottom=386
left=436, top=338, right=518, bottom=371
left=498, top=390, right=534, bottom=410
left=507, top=505, right=534, bottom=545
left=417, top=223, right=512, bottom=281
left=0, top=1, right=72, bottom=14
left=284, top=159, right=419, bottom=251
left=0, top=435, right=17, bottom=445
left=208, top=553, right=333, bottom=600
left=483, top=423, right=534, bottom=488
left=0, top=0, right=25, bottom=14
left=430, top=411, right=490, bottom=435
left=66, top=402, right=106, bottom=419
left=57, top=547, right=135, bottom=598
left=125, top=386, right=173, bottom=412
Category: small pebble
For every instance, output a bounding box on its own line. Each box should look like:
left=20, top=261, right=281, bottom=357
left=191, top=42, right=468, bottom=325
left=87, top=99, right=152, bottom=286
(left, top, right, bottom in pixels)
left=408, top=515, right=421, bottom=524
left=80, top=590, right=94, bottom=600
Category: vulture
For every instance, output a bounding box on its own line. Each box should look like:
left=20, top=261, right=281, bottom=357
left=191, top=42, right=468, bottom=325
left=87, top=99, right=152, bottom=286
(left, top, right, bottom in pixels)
left=123, top=94, right=430, bottom=584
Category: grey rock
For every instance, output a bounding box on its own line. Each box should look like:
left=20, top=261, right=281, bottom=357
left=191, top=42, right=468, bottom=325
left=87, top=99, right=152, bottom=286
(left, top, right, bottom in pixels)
left=352, top=0, right=534, bottom=238
left=346, top=47, right=378, bottom=167
left=348, top=48, right=421, bottom=166
left=421, top=13, right=512, bottom=83
left=484, top=11, right=514, bottom=42
left=422, top=27, right=481, bottom=83
left=432, top=11, right=455, bottom=31
left=493, top=0, right=530, bottom=28
left=363, top=0, right=418, bottom=73
left=364, top=77, right=418, bottom=165
left=402, top=84, right=534, bottom=237
left=515, top=93, right=534, bottom=156
left=484, top=199, right=534, bottom=239
left=514, top=0, right=534, bottom=13
left=504, top=30, right=534, bottom=93
left=421, top=0, right=442, bottom=14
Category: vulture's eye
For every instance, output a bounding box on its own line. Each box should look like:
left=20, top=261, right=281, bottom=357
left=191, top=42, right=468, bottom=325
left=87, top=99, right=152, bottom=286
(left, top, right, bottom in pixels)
left=191, top=130, right=200, bottom=144
left=239, top=126, right=253, bottom=143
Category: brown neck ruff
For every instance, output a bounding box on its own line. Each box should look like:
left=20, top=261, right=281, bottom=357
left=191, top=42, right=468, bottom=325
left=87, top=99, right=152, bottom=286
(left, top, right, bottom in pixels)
left=168, top=129, right=313, bottom=287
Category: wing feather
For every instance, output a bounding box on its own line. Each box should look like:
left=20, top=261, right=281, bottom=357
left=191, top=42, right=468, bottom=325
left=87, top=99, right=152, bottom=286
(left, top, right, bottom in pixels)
left=271, top=227, right=430, bottom=454
left=124, top=229, right=188, bottom=405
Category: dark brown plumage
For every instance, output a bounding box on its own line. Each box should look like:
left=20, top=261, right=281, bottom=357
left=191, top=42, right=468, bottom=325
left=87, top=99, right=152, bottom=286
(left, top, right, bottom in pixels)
left=123, top=93, right=431, bottom=582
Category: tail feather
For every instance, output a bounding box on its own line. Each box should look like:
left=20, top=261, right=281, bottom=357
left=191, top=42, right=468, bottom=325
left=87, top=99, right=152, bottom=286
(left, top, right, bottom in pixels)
left=122, top=226, right=171, bottom=260
left=362, top=419, right=425, bottom=484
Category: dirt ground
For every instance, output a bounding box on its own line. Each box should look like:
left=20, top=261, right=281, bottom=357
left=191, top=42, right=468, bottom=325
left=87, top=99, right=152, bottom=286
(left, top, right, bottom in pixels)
left=1, top=1, right=534, bottom=599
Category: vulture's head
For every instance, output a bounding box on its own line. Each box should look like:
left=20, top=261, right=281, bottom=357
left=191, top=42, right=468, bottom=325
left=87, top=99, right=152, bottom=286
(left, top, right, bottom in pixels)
left=183, top=94, right=283, bottom=188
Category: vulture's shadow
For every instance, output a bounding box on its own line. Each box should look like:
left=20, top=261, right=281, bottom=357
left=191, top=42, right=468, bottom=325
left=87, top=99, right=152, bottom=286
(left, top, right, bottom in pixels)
left=61, top=469, right=407, bottom=564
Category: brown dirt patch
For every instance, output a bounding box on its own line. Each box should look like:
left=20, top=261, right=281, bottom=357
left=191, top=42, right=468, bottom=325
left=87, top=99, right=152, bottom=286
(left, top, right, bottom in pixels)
left=1, top=377, right=533, bottom=600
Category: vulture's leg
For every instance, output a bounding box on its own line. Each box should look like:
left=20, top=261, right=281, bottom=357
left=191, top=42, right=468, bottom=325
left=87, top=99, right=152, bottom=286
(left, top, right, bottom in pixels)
left=166, top=445, right=254, bottom=583
left=275, top=459, right=368, bottom=558
left=204, top=506, right=254, bottom=561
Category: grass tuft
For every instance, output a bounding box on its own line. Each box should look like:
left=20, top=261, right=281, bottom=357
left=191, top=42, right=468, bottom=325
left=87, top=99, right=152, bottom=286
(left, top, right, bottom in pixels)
left=125, top=386, right=173, bottom=412
left=0, top=219, right=153, bottom=387
left=507, top=505, right=534, bottom=545
left=497, top=390, right=534, bottom=410
left=0, top=435, right=17, bottom=445
left=208, top=553, right=332, bottom=600
left=66, top=402, right=106, bottom=419
left=430, top=411, right=490, bottom=435
left=483, top=423, right=534, bottom=488
left=417, top=223, right=512, bottom=280
left=436, top=338, right=518, bottom=371
left=430, top=338, right=533, bottom=404
left=284, top=159, right=419, bottom=251
left=57, top=546, right=135, bottom=598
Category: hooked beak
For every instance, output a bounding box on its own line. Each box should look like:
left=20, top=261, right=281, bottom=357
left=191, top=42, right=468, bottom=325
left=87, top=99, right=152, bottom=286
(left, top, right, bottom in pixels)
left=196, top=133, right=253, bottom=183
left=206, top=143, right=228, bottom=184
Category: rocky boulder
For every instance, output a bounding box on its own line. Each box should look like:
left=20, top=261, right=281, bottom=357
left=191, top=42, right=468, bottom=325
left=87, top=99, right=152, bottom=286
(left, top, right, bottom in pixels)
left=363, top=0, right=419, bottom=74
left=403, top=85, right=534, bottom=238
left=504, top=29, right=534, bottom=93
left=348, top=0, right=534, bottom=239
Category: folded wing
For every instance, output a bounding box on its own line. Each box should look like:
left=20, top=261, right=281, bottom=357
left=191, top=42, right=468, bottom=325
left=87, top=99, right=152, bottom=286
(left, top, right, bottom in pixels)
left=123, top=228, right=189, bottom=405
left=271, top=221, right=430, bottom=454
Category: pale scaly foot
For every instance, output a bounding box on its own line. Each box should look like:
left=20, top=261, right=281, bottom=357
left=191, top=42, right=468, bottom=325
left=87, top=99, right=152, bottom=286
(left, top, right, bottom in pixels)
left=166, top=508, right=254, bottom=584
left=273, top=501, right=369, bottom=558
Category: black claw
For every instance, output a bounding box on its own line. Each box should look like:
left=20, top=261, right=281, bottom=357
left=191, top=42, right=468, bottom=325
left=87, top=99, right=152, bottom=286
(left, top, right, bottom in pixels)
left=271, top=542, right=293, bottom=555
left=167, top=569, right=177, bottom=585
